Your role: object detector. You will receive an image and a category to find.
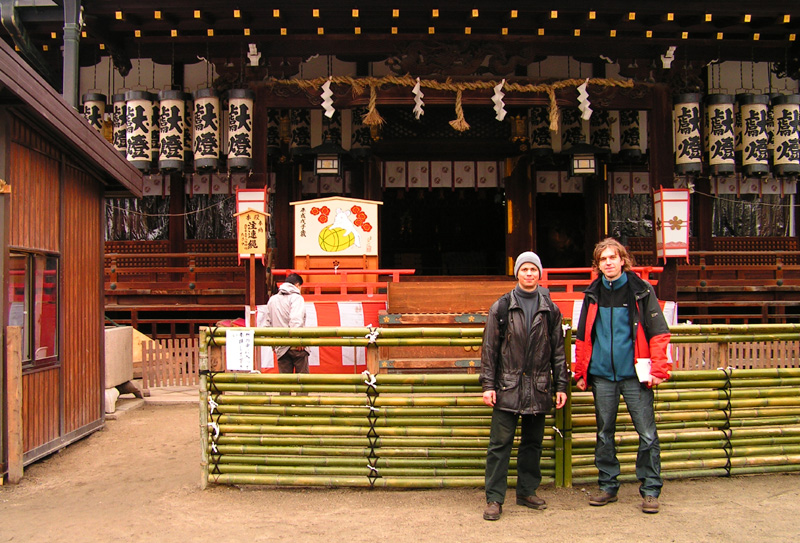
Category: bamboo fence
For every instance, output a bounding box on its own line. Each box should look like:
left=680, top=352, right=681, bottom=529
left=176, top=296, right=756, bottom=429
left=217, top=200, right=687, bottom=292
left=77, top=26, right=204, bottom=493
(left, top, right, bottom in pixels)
left=199, top=324, right=800, bottom=489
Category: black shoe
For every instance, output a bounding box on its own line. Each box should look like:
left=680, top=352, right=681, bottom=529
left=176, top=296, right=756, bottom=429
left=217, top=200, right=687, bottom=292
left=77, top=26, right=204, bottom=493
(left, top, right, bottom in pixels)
left=516, top=494, right=547, bottom=510
left=588, top=491, right=618, bottom=506
left=483, top=501, right=502, bottom=521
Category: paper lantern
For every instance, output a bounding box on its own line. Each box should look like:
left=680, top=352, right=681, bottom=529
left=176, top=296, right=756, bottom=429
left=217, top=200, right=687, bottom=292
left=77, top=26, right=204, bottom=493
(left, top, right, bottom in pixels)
left=350, top=106, right=373, bottom=159
left=112, top=93, right=127, bottom=156
left=529, top=106, right=553, bottom=157
left=150, top=98, right=160, bottom=170
left=560, top=107, right=583, bottom=152
left=705, top=94, right=735, bottom=176
left=589, top=109, right=613, bottom=153
left=266, top=109, right=283, bottom=158
left=673, top=93, right=703, bottom=174
left=193, top=88, right=221, bottom=170
left=124, top=90, right=155, bottom=171
left=290, top=108, right=312, bottom=157
left=771, top=94, right=800, bottom=176
left=618, top=109, right=643, bottom=160
left=157, top=90, right=186, bottom=171
left=738, top=94, right=770, bottom=177
left=81, top=92, right=106, bottom=131
left=183, top=93, right=193, bottom=167
left=227, top=89, right=255, bottom=170
left=653, top=188, right=690, bottom=261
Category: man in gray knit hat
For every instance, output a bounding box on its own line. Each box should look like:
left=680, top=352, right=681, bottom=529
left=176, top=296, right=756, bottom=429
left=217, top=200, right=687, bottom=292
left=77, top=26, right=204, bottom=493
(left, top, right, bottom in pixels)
left=479, top=251, right=569, bottom=520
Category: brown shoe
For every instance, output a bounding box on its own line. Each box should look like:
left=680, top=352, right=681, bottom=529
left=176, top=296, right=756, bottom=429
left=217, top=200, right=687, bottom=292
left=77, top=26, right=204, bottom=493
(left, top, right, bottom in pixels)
left=516, top=494, right=547, bottom=510
left=483, top=501, right=502, bottom=521
left=642, top=495, right=659, bottom=514
left=588, top=491, right=618, bottom=506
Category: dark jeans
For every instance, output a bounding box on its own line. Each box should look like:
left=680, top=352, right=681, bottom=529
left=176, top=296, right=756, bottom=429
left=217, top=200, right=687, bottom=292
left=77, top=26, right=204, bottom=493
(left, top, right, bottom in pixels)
left=485, top=409, right=546, bottom=504
left=278, top=349, right=309, bottom=396
left=591, top=375, right=662, bottom=498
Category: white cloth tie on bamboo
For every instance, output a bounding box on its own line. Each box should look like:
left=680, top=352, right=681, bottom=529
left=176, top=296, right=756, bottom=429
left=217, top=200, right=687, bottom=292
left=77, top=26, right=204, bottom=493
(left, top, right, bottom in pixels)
left=211, top=441, right=219, bottom=454
left=362, top=370, right=377, bottom=390
left=208, top=397, right=219, bottom=415
left=365, top=404, right=380, bottom=413
left=561, top=323, right=570, bottom=338
left=367, top=464, right=380, bottom=475
left=365, top=326, right=380, bottom=344
left=207, top=421, right=220, bottom=439
left=552, top=426, right=563, bottom=439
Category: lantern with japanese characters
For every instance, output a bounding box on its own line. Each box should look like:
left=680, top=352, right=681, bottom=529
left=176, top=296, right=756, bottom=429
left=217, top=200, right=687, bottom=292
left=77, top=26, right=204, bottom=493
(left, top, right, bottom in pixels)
left=739, top=94, right=770, bottom=177
left=705, top=94, right=736, bottom=176
left=590, top=109, right=614, bottom=153
left=529, top=106, right=553, bottom=157
left=157, top=90, right=186, bottom=171
left=771, top=94, right=800, bottom=176
left=124, top=90, right=155, bottom=171
left=673, top=94, right=703, bottom=174
left=112, top=93, right=127, bottom=156
left=81, top=92, right=106, bottom=131
left=193, top=88, right=221, bottom=170
left=653, top=188, right=691, bottom=262
left=560, top=107, right=583, bottom=152
left=183, top=93, right=193, bottom=167
left=227, top=89, right=255, bottom=170
left=618, top=109, right=643, bottom=160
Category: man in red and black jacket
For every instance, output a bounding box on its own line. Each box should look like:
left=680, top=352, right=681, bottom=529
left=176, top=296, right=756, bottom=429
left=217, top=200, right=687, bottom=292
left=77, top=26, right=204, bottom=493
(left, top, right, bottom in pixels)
left=574, top=238, right=671, bottom=514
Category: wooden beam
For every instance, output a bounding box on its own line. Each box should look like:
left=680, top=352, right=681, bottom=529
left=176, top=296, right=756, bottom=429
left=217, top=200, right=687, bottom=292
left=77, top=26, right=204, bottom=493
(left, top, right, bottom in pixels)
left=6, top=326, right=22, bottom=484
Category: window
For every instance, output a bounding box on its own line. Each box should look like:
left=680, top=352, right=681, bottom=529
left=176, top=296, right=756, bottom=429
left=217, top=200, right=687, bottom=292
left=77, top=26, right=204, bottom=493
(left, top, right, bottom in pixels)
left=7, top=252, right=59, bottom=366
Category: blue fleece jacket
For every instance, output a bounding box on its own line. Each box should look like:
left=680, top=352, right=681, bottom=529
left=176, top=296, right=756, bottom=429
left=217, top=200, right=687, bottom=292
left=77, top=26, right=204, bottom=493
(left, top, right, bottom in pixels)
left=588, top=273, right=636, bottom=381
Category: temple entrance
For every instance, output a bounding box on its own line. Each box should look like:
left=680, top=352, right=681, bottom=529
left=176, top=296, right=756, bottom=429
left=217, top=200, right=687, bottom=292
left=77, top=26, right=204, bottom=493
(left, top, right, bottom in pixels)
left=381, top=188, right=506, bottom=275
left=535, top=193, right=587, bottom=268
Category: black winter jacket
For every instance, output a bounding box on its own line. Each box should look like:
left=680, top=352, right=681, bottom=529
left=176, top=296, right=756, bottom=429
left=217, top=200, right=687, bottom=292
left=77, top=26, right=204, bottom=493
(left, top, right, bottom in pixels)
left=479, top=287, right=569, bottom=415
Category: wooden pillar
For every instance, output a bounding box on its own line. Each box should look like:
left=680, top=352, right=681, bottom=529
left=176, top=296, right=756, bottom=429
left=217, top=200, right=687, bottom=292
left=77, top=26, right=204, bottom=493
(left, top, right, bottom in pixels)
left=583, top=169, right=607, bottom=264
left=6, top=326, right=23, bottom=483
left=649, top=84, right=678, bottom=301
left=695, top=177, right=714, bottom=263
left=504, top=155, right=533, bottom=274
left=246, top=86, right=269, bottom=304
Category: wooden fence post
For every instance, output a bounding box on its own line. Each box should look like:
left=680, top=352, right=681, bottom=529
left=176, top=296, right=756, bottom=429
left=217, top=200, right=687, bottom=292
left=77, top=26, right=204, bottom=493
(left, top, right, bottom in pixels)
left=6, top=326, right=23, bottom=483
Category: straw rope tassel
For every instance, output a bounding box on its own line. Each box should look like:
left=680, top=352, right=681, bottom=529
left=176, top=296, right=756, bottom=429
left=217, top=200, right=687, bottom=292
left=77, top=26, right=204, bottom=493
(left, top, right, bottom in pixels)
left=362, top=85, right=385, bottom=126
left=548, top=88, right=560, bottom=132
left=449, top=89, right=470, bottom=132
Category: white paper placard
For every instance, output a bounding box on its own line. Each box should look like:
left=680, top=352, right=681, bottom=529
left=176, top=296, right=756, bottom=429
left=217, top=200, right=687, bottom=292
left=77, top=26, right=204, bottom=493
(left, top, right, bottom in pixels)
left=225, top=329, right=254, bottom=372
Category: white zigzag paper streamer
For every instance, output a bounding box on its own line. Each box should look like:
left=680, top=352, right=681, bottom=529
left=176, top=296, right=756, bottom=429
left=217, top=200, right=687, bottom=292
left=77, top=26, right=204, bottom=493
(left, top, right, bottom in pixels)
left=412, top=77, right=425, bottom=119
left=492, top=79, right=507, bottom=121
left=577, top=78, right=592, bottom=120
left=321, top=77, right=335, bottom=118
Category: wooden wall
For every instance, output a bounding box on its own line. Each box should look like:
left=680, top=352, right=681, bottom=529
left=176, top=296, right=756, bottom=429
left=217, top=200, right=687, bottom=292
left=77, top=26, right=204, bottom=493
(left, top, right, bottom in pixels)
left=7, top=113, right=104, bottom=461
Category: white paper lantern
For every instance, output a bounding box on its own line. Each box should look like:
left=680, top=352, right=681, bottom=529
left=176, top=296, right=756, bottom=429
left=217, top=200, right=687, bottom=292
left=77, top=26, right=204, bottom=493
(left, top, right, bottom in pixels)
left=112, top=93, right=127, bottom=156
left=705, top=94, right=735, bottom=176
left=618, top=109, right=643, bottom=160
left=673, top=93, right=703, bottom=174
left=193, top=88, right=221, bottom=170
left=739, top=94, right=770, bottom=177
left=125, top=90, right=155, bottom=171
left=771, top=94, right=800, bottom=176
left=81, top=92, right=106, bottom=131
left=227, top=89, right=255, bottom=170
left=529, top=106, right=553, bottom=157
left=157, top=90, right=186, bottom=171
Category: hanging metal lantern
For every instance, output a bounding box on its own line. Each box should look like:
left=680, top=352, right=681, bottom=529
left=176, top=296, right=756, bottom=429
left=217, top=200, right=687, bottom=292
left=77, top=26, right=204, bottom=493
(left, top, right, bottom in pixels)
left=124, top=90, right=155, bottom=171
left=589, top=109, right=614, bottom=153
left=82, top=92, right=106, bottom=131
left=618, top=109, right=643, bottom=160
left=739, top=94, right=770, bottom=177
left=771, top=94, right=800, bottom=176
left=227, top=89, right=255, bottom=170
left=705, top=94, right=736, bottom=176
left=157, top=90, right=185, bottom=171
left=529, top=106, right=553, bottom=157
left=673, top=93, right=703, bottom=174
left=112, top=93, right=127, bottom=156
left=193, top=88, right=221, bottom=170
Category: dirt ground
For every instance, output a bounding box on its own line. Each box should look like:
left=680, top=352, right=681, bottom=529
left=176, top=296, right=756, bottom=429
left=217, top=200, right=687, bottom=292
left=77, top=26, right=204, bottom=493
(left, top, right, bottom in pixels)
left=1, top=404, right=799, bottom=543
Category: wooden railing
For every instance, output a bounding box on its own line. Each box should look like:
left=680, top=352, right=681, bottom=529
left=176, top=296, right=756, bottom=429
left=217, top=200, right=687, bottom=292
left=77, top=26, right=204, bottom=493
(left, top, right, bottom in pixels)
left=271, top=268, right=417, bottom=301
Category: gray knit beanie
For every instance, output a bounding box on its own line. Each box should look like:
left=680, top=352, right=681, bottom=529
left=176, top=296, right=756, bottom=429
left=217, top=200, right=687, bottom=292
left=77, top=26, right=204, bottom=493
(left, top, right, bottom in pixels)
left=514, top=251, right=543, bottom=277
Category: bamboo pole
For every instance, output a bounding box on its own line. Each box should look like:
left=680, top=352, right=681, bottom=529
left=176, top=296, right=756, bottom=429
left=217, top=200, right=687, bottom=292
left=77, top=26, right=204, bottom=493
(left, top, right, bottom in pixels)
left=199, top=327, right=210, bottom=490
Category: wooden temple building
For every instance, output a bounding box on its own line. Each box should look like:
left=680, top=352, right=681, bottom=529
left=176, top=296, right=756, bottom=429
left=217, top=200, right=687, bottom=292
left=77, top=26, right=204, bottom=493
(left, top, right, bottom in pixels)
left=2, top=2, right=800, bottom=473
